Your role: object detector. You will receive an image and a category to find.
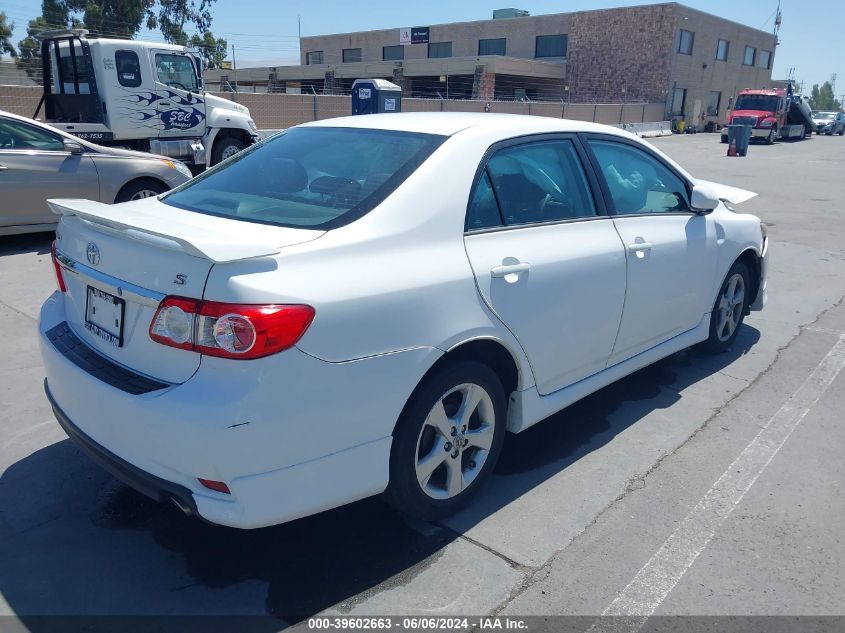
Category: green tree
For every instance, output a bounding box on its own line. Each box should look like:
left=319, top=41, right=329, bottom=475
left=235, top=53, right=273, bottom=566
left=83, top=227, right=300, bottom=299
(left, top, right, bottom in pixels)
left=809, top=81, right=842, bottom=111
left=189, top=30, right=227, bottom=69
left=0, top=11, right=17, bottom=58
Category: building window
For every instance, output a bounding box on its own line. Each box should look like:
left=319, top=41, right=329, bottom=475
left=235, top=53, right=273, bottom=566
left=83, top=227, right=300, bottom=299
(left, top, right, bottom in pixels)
left=715, top=39, right=729, bottom=61
left=677, top=29, right=694, bottom=55
left=306, top=50, right=323, bottom=65
left=342, top=48, right=362, bottom=63
left=428, top=41, right=452, bottom=58
left=743, top=46, right=756, bottom=66
left=671, top=87, right=686, bottom=116
left=115, top=50, right=142, bottom=87
left=383, top=45, right=404, bottom=61
left=707, top=91, right=721, bottom=116
left=478, top=38, right=506, bottom=56
left=535, top=34, right=567, bottom=58
left=758, top=50, right=772, bottom=69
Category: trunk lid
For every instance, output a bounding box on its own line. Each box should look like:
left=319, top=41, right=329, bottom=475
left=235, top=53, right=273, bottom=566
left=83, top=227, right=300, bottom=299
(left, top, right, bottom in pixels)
left=50, top=197, right=324, bottom=383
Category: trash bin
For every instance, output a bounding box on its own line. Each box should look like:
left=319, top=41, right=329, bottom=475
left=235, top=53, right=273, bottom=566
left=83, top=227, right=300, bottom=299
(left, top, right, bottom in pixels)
left=352, top=78, right=402, bottom=115
left=727, top=124, right=752, bottom=156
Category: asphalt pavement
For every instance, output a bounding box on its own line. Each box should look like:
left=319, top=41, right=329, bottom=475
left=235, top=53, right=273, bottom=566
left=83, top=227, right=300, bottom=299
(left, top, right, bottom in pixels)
left=0, top=131, right=843, bottom=630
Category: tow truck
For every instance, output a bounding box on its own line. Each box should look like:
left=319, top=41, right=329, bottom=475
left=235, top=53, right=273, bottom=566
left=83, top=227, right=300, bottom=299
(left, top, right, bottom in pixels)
left=34, top=29, right=258, bottom=169
left=720, top=83, right=814, bottom=144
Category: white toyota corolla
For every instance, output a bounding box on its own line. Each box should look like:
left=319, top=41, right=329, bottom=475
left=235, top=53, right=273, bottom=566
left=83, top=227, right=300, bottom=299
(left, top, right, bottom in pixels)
left=40, top=113, right=768, bottom=528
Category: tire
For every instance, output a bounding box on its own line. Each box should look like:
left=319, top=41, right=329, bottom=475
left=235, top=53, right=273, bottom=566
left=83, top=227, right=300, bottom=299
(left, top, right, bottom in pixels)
left=211, top=135, right=246, bottom=165
left=720, top=135, right=728, bottom=144
left=765, top=126, right=776, bottom=144
left=387, top=361, right=507, bottom=521
left=701, top=260, right=751, bottom=354
left=115, top=178, right=168, bottom=203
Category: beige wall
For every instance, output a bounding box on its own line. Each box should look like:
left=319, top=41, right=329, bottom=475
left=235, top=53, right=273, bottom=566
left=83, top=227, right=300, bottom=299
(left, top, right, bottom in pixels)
left=669, top=6, right=777, bottom=125
left=1, top=85, right=667, bottom=130
left=301, top=14, right=571, bottom=65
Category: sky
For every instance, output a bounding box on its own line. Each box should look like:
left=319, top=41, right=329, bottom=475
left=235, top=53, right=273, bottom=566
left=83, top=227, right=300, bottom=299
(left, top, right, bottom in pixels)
left=3, top=0, right=844, bottom=96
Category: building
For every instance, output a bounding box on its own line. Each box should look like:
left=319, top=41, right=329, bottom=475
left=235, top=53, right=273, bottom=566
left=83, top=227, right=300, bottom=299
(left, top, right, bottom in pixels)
left=206, top=3, right=777, bottom=126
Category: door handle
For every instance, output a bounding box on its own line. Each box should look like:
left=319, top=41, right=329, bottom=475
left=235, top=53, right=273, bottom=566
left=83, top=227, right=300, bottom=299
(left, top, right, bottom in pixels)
left=491, top=262, right=531, bottom=278
left=627, top=242, right=653, bottom=259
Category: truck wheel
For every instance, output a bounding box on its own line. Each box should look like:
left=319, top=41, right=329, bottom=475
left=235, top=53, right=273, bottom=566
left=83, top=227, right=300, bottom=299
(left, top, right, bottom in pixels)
left=115, top=178, right=168, bottom=203
left=211, top=136, right=246, bottom=165
left=765, top=127, right=776, bottom=144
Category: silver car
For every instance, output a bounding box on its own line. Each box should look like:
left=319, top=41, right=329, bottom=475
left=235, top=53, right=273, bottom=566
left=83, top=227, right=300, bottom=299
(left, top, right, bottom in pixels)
left=0, top=110, right=192, bottom=236
left=812, top=111, right=845, bottom=136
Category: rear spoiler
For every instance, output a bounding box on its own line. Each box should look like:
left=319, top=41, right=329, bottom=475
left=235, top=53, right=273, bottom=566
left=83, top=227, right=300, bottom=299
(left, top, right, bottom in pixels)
left=48, top=198, right=283, bottom=263
left=694, top=180, right=757, bottom=205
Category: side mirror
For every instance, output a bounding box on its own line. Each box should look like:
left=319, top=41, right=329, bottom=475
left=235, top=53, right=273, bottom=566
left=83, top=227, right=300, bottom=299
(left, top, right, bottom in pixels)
left=690, top=183, right=720, bottom=213
left=63, top=139, right=84, bottom=155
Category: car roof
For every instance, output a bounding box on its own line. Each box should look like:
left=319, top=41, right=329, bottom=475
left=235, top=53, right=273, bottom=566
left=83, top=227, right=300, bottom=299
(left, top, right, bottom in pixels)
left=299, top=112, right=627, bottom=138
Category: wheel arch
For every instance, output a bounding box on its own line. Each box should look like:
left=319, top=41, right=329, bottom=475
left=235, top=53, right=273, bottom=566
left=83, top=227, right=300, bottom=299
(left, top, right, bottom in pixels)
left=113, top=176, right=169, bottom=203
left=736, top=247, right=762, bottom=313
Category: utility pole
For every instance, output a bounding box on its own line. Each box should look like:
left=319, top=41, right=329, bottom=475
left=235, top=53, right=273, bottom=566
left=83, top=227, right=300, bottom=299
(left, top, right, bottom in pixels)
left=231, top=44, right=238, bottom=95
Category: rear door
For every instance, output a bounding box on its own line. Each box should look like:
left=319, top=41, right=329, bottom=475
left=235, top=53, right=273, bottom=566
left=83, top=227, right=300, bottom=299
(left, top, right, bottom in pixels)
left=583, top=135, right=718, bottom=366
left=0, top=117, right=99, bottom=228
left=463, top=135, right=627, bottom=395
left=150, top=50, right=206, bottom=138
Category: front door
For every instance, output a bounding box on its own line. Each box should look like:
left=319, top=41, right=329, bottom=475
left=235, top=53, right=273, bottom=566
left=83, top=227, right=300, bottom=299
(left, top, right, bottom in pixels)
left=151, top=50, right=206, bottom=138
left=463, top=136, right=627, bottom=395
left=584, top=136, right=718, bottom=365
left=0, top=117, right=99, bottom=229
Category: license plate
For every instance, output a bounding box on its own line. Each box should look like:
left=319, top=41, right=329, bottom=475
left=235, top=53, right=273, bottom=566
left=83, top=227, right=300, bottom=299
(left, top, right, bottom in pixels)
left=85, top=286, right=125, bottom=347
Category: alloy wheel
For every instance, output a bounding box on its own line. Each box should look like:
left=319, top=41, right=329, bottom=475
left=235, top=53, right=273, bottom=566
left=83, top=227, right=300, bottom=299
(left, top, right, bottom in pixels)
left=129, top=189, right=160, bottom=200
left=716, top=272, right=745, bottom=341
left=414, top=383, right=496, bottom=500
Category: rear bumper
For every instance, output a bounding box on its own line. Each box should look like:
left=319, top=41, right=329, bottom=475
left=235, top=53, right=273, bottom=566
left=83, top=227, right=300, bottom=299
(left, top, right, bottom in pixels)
left=39, top=292, right=439, bottom=528
left=45, top=380, right=198, bottom=517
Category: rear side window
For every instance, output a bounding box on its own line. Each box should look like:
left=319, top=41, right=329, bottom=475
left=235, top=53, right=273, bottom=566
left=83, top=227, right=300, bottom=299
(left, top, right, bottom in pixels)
left=467, top=172, right=502, bottom=230
left=589, top=140, right=690, bottom=215
left=163, top=127, right=445, bottom=229
left=115, top=50, right=142, bottom=87
left=482, top=140, right=596, bottom=226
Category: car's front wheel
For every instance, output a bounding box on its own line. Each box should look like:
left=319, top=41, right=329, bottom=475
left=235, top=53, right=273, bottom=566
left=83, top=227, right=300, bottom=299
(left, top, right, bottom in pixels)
left=387, top=361, right=507, bottom=521
left=702, top=260, right=751, bottom=354
left=115, top=178, right=168, bottom=203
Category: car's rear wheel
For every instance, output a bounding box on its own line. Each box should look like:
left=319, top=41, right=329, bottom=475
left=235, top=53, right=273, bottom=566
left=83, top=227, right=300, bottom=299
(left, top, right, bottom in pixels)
left=387, top=361, right=506, bottom=521
left=702, top=260, right=751, bottom=354
left=115, top=178, right=168, bottom=203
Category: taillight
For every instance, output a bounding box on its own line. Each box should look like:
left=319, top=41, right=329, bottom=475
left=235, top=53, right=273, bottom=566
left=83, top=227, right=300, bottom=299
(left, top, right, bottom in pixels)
left=50, top=240, right=67, bottom=292
left=149, top=297, right=314, bottom=359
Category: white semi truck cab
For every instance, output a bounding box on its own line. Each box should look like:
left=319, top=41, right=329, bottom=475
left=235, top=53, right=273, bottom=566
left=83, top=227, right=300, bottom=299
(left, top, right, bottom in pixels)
left=35, top=29, right=258, bottom=168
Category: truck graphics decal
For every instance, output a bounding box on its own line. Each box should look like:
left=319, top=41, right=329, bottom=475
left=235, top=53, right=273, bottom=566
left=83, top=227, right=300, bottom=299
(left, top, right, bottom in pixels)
left=115, top=88, right=206, bottom=133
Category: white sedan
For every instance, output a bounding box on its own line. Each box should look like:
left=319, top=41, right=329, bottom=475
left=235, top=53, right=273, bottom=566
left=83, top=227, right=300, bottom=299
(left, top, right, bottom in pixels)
left=39, top=113, right=768, bottom=528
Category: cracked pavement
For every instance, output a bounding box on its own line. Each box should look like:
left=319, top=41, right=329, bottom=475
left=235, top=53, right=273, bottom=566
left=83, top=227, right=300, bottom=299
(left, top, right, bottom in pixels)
left=1, top=133, right=844, bottom=626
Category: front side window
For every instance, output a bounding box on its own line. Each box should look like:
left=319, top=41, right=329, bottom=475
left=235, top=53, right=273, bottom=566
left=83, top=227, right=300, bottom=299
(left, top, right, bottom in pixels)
left=163, top=127, right=445, bottom=229
left=589, top=140, right=689, bottom=215
left=716, top=39, right=729, bottom=61
left=758, top=50, right=772, bottom=69
left=383, top=45, right=404, bottom=61
left=478, top=38, right=506, bottom=56
left=743, top=46, right=756, bottom=66
left=428, top=41, right=452, bottom=59
left=535, top=34, right=567, bottom=58
left=0, top=118, right=65, bottom=151
left=483, top=140, right=596, bottom=226
left=306, top=50, right=324, bottom=65
left=115, top=50, right=142, bottom=87
left=155, top=53, right=198, bottom=91
left=678, top=29, right=695, bottom=55
left=342, top=48, right=362, bottom=63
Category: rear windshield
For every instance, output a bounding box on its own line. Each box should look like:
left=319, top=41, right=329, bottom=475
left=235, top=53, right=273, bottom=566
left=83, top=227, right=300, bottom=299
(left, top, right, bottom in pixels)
left=162, top=127, right=446, bottom=229
left=734, top=95, right=778, bottom=112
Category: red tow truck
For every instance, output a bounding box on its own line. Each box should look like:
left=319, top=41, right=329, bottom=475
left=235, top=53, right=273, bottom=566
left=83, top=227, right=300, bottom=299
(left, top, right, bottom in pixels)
left=720, top=84, right=814, bottom=144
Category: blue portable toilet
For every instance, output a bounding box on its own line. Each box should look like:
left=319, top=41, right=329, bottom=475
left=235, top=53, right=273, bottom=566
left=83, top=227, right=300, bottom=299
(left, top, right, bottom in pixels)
left=352, top=78, right=402, bottom=115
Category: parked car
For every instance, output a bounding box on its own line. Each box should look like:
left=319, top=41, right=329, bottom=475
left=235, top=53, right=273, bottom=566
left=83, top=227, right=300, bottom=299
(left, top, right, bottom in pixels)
left=811, top=111, right=845, bottom=135
left=40, top=113, right=768, bottom=528
left=0, top=110, right=192, bottom=236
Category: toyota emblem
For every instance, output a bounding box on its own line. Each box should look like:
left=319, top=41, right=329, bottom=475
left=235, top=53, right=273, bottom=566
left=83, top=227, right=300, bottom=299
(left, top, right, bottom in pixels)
left=86, top=242, right=100, bottom=266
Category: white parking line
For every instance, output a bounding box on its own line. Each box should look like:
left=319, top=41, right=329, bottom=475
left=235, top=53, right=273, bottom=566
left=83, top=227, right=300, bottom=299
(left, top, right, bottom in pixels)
left=590, top=334, right=845, bottom=632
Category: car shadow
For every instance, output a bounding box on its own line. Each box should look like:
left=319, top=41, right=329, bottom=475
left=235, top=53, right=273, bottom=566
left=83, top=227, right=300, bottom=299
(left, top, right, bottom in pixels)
left=0, top=325, right=760, bottom=625
left=0, top=231, right=53, bottom=256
